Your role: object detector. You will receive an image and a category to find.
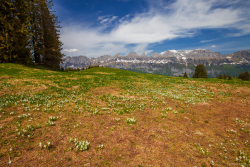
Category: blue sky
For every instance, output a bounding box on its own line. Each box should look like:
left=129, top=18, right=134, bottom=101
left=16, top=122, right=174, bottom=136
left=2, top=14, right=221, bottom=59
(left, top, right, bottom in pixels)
left=52, top=0, right=250, bottom=57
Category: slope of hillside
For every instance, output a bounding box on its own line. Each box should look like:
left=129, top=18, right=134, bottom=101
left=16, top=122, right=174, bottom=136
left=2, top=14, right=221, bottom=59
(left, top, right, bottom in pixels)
left=0, top=64, right=249, bottom=166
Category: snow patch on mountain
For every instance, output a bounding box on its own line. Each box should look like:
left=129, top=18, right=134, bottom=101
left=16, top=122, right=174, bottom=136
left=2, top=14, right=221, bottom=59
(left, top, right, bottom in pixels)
left=169, top=50, right=178, bottom=53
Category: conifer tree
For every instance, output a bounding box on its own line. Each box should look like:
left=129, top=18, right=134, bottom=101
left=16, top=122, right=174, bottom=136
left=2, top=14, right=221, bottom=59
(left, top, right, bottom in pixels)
left=193, top=64, right=208, bottom=78
left=183, top=72, right=188, bottom=78
left=239, top=71, right=250, bottom=81
left=218, top=74, right=223, bottom=79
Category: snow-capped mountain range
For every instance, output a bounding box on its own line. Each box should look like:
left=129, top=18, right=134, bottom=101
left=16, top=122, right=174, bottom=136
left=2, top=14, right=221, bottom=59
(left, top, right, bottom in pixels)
left=61, top=49, right=250, bottom=77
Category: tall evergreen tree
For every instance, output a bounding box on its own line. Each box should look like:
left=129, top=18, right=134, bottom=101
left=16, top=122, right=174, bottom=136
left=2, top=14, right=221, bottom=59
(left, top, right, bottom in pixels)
left=183, top=72, right=188, bottom=78
left=193, top=64, right=208, bottom=78
left=39, top=0, right=64, bottom=68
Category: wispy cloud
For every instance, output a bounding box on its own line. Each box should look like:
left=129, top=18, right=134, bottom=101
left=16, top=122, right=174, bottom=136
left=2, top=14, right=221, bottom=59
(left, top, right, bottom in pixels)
left=97, top=15, right=118, bottom=29
left=201, top=38, right=218, bottom=43
left=61, top=0, right=250, bottom=57
left=211, top=45, right=216, bottom=48
left=63, top=49, right=79, bottom=53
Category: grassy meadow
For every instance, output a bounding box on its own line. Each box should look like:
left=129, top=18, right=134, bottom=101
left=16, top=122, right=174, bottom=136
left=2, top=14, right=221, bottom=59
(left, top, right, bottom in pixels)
left=0, top=63, right=249, bottom=166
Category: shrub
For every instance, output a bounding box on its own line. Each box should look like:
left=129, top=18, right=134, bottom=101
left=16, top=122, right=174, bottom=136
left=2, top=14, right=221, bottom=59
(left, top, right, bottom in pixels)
left=193, top=64, right=208, bottom=78
left=217, top=74, right=232, bottom=80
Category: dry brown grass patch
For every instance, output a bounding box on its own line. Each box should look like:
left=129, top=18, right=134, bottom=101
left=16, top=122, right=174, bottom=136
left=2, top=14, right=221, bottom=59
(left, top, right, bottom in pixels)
left=0, top=76, right=12, bottom=80
left=90, top=86, right=124, bottom=96
left=83, top=75, right=95, bottom=79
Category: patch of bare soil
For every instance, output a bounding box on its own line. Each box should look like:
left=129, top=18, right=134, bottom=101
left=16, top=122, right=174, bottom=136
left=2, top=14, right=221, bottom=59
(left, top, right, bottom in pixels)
left=23, top=84, right=47, bottom=93
left=72, top=86, right=79, bottom=89
left=233, top=86, right=250, bottom=95
left=196, top=102, right=210, bottom=106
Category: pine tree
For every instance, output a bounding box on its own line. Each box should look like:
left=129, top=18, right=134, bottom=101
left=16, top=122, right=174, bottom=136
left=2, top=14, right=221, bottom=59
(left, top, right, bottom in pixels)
left=37, top=0, right=64, bottom=68
left=241, top=71, right=250, bottom=81
left=239, top=72, right=244, bottom=80
left=183, top=72, right=188, bottom=78
left=193, top=64, right=208, bottom=78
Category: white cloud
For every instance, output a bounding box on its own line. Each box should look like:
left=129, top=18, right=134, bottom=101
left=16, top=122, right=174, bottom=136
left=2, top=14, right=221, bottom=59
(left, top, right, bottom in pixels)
left=61, top=0, right=250, bottom=57
left=201, top=38, right=218, bottom=43
left=211, top=45, right=216, bottom=47
left=63, top=49, right=79, bottom=53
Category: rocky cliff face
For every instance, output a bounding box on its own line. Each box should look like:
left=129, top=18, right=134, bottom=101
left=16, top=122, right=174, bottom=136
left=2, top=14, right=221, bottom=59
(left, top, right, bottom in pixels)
left=61, top=50, right=250, bottom=77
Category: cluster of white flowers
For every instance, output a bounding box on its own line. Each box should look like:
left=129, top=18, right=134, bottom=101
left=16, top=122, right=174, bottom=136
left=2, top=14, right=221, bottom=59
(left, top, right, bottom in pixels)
left=39, top=141, right=51, bottom=150
left=199, top=147, right=209, bottom=156
left=172, top=110, right=178, bottom=114
left=166, top=107, right=172, bottom=111
left=46, top=120, right=56, bottom=126
left=227, top=129, right=237, bottom=134
left=126, top=117, right=136, bottom=124
left=161, top=113, right=166, bottom=118
left=97, top=144, right=104, bottom=150
left=16, top=124, right=35, bottom=137
left=70, top=138, right=90, bottom=151
left=235, top=150, right=250, bottom=165
left=111, top=117, right=120, bottom=121
left=73, top=124, right=79, bottom=128
left=17, top=113, right=31, bottom=118
left=92, top=108, right=101, bottom=115
left=27, top=125, right=34, bottom=131
left=49, top=116, right=57, bottom=121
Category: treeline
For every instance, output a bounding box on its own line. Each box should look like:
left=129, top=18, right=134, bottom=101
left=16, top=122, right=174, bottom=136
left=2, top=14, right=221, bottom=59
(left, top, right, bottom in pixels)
left=216, top=71, right=250, bottom=81
left=0, top=0, right=64, bottom=69
left=216, top=74, right=232, bottom=80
